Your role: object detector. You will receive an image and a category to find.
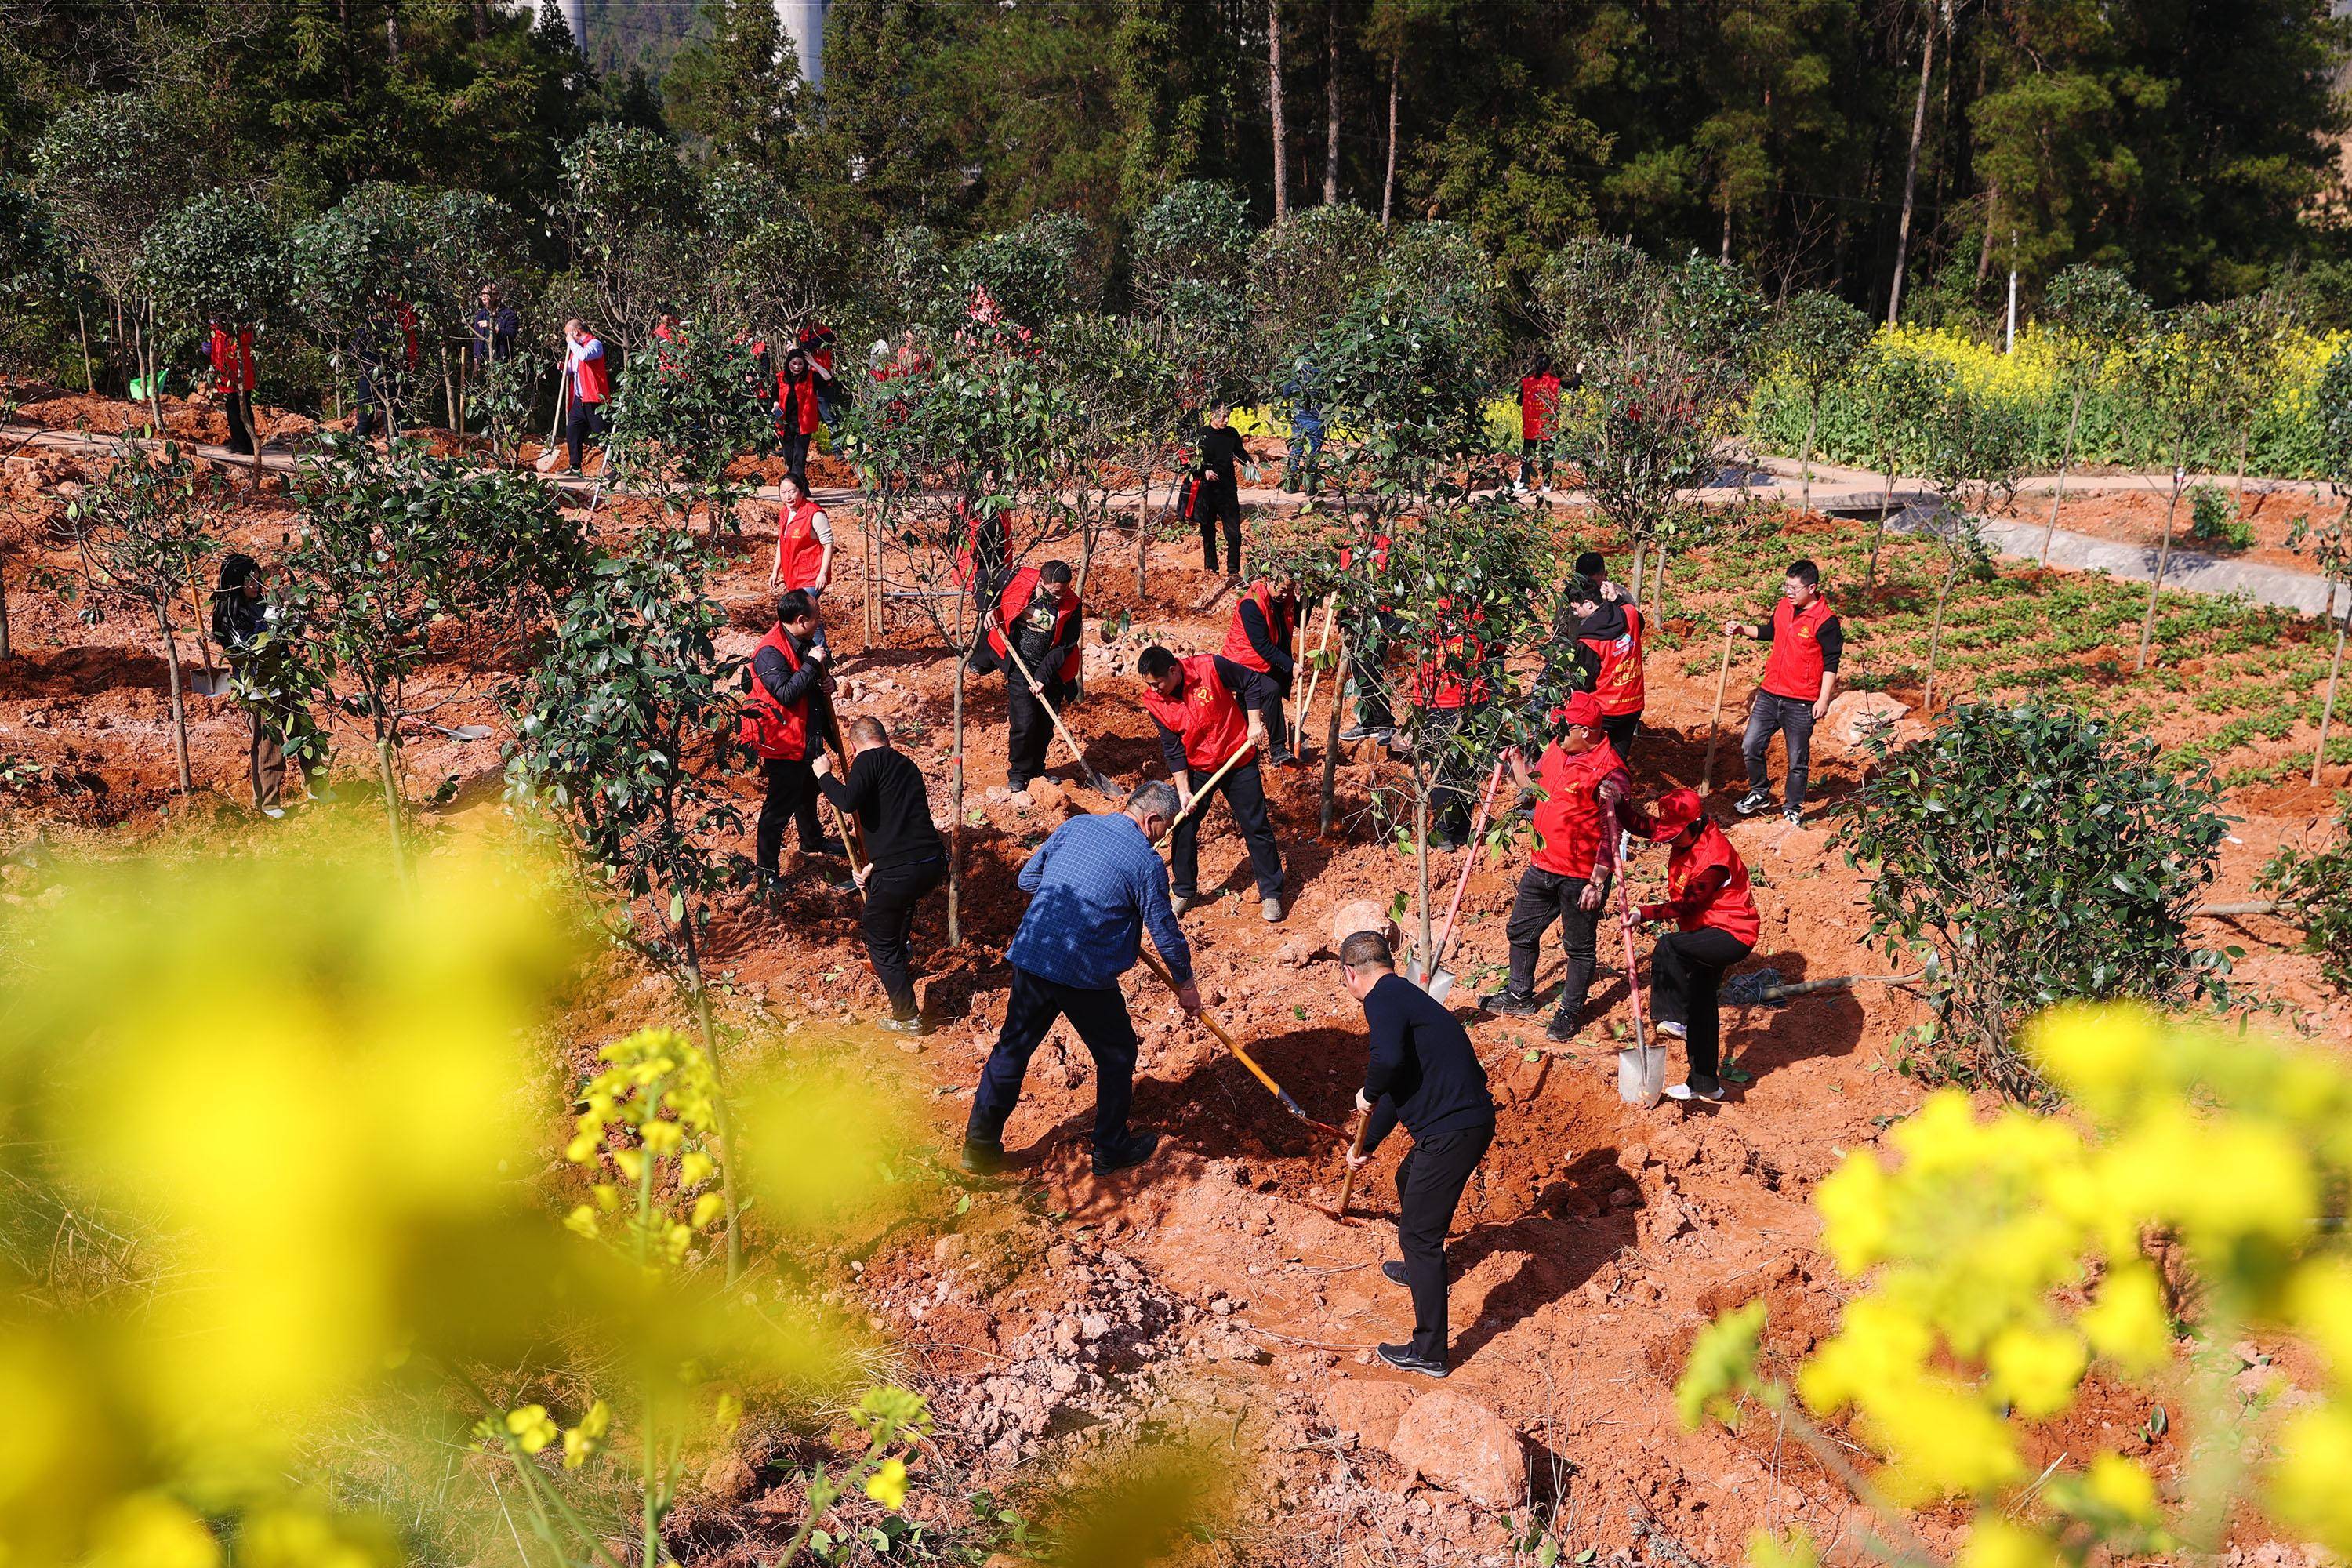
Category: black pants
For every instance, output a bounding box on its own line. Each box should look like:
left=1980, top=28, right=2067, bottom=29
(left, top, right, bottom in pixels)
left=1420, top=705, right=1479, bottom=847
left=1651, top=927, right=1752, bottom=1087
left=224, top=390, right=256, bottom=455
left=1348, top=612, right=1400, bottom=731
left=967, top=965, right=1140, bottom=1154
left=863, top=855, right=945, bottom=1018
left=1518, top=437, right=1552, bottom=489
left=780, top=429, right=811, bottom=493
left=1006, top=672, right=1071, bottom=787
left=564, top=401, right=603, bottom=471
left=354, top=381, right=386, bottom=439
left=1506, top=864, right=1601, bottom=1014
left=1396, top=1120, right=1494, bottom=1362
left=1171, top=757, right=1283, bottom=901
left=1602, top=711, right=1639, bottom=760
left=1196, top=481, right=1242, bottom=574
left=1255, top=670, right=1293, bottom=764
left=756, top=757, right=828, bottom=872
left=1743, top=692, right=1817, bottom=811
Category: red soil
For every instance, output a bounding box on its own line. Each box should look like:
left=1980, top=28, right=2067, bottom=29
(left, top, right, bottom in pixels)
left=0, top=397, right=2341, bottom=1564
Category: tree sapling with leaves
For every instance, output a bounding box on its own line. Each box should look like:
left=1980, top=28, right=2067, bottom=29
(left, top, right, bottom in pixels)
left=2036, top=265, right=2148, bottom=564
left=1918, top=386, right=2028, bottom=710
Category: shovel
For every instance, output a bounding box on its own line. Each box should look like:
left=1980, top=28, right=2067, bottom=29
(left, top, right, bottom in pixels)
left=1723, top=953, right=1937, bottom=1007
left=1136, top=949, right=1350, bottom=1144
left=1406, top=758, right=1507, bottom=1004
left=1154, top=735, right=1259, bottom=850
left=1613, top=875, right=1664, bottom=1109
left=987, top=611, right=1122, bottom=798
left=1328, top=1110, right=1371, bottom=1223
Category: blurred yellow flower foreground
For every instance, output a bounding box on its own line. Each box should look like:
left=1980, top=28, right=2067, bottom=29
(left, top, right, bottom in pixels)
left=1681, top=1004, right=2352, bottom=1567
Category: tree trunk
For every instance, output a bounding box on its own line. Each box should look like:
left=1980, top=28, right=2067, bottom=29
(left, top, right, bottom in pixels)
left=2134, top=474, right=2186, bottom=672
left=1922, top=574, right=1955, bottom=710
left=161, top=612, right=193, bottom=793
left=2039, top=386, right=2084, bottom=564
left=1319, top=628, right=1344, bottom=833
left=1799, top=397, right=1820, bottom=515
left=1886, top=5, right=1937, bottom=325
left=1651, top=546, right=1671, bottom=622
left=1269, top=0, right=1290, bottom=221
left=1866, top=465, right=1898, bottom=589
left=1135, top=459, right=1153, bottom=597
left=1323, top=0, right=1341, bottom=205
left=1628, top=535, right=1649, bottom=603
left=78, top=298, right=94, bottom=394
left=376, top=735, right=410, bottom=881
left=1381, top=56, right=1399, bottom=229
left=2235, top=430, right=2249, bottom=518
left=1413, top=751, right=1432, bottom=967
left=677, top=906, right=743, bottom=1283
left=0, top=560, right=10, bottom=660
left=386, top=0, right=402, bottom=64
left=443, top=346, right=459, bottom=434
left=949, top=655, right=965, bottom=945
left=2314, top=590, right=2349, bottom=786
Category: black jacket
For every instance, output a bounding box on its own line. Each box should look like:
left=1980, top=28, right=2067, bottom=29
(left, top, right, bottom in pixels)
left=753, top=630, right=830, bottom=760
left=1359, top=972, right=1494, bottom=1152
left=818, top=745, right=945, bottom=869
left=1196, top=423, right=1246, bottom=488
left=1237, top=596, right=1296, bottom=681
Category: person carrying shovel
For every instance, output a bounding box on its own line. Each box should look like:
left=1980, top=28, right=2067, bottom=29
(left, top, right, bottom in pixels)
left=1337, top=928, right=1494, bottom=1379
left=1479, top=690, right=1629, bottom=1043
left=1221, top=566, right=1304, bottom=766
left=814, top=716, right=948, bottom=1035
left=1136, top=646, right=1285, bottom=924
left=964, top=780, right=1200, bottom=1178
left=974, top=558, right=1083, bottom=795
left=1622, top=786, right=1759, bottom=1103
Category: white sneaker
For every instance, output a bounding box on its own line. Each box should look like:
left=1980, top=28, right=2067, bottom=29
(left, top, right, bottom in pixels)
left=1261, top=898, right=1284, bottom=924
left=1171, top=893, right=1196, bottom=916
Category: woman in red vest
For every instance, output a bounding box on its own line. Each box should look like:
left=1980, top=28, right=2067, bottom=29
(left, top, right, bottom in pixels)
left=1136, top=645, right=1283, bottom=922
left=775, top=346, right=833, bottom=495
left=207, top=317, right=258, bottom=456
left=1481, top=691, right=1629, bottom=1043
left=1625, top=787, right=1759, bottom=1103
left=1220, top=568, right=1302, bottom=765
left=1518, top=358, right=1561, bottom=493
left=560, top=319, right=608, bottom=477
left=1727, top=557, right=1844, bottom=825
left=740, top=590, right=843, bottom=889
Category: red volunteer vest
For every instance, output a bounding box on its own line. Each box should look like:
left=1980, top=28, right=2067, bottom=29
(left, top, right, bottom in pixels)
left=777, top=367, right=822, bottom=434
left=1762, top=594, right=1835, bottom=701
left=1221, top=582, right=1296, bottom=674
left=1520, top=372, right=1560, bottom=441
left=1142, top=655, right=1250, bottom=771
left=1582, top=603, right=1646, bottom=717
left=570, top=340, right=608, bottom=403
left=1412, top=602, right=1490, bottom=710
left=1666, top=822, right=1760, bottom=945
left=740, top=626, right=811, bottom=760
left=209, top=326, right=256, bottom=394
left=986, top=567, right=1082, bottom=681
left=1530, top=738, right=1628, bottom=879
left=774, top=499, right=826, bottom=590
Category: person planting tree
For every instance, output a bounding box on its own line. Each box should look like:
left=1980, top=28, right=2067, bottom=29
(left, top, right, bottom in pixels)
left=740, top=589, right=844, bottom=896
left=963, top=779, right=1200, bottom=1179
left=559, top=318, right=608, bottom=477
left=1338, top=927, right=1494, bottom=1380
left=972, top=558, right=1082, bottom=795
left=1221, top=565, right=1304, bottom=767
left=1729, top=557, right=1842, bottom=825
left=814, top=716, right=947, bottom=1034
left=1136, top=644, right=1284, bottom=924
left=1561, top=572, right=1644, bottom=759
left=1623, top=787, right=1759, bottom=1104
left=1480, top=691, right=1629, bottom=1044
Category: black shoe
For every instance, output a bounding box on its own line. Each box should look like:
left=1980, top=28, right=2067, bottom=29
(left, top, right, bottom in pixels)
left=1733, top=789, right=1773, bottom=817
left=960, top=1138, right=1005, bottom=1175
left=1092, top=1130, right=1160, bottom=1176
left=752, top=867, right=785, bottom=899
left=1376, top=1342, right=1449, bottom=1378
left=1545, top=1007, right=1581, bottom=1044
left=1339, top=724, right=1392, bottom=743
left=800, top=836, right=848, bottom=858
left=1381, top=1260, right=1409, bottom=1287
left=1479, top=989, right=1541, bottom=1018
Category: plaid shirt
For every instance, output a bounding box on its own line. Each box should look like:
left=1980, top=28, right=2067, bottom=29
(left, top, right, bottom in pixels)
left=1006, top=811, right=1193, bottom=990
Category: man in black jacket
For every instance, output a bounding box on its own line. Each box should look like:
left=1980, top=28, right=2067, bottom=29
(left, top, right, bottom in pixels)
left=815, top=716, right=947, bottom=1033
left=1340, top=929, right=1496, bottom=1377
left=1191, top=403, right=1247, bottom=578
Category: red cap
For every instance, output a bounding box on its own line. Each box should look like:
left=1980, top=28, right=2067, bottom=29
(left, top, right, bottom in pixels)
left=1642, top=786, right=1706, bottom=843
left=1552, top=691, right=1603, bottom=731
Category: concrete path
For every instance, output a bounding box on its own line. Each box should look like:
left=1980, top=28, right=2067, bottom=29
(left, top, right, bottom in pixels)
left=9, top=420, right=2345, bottom=621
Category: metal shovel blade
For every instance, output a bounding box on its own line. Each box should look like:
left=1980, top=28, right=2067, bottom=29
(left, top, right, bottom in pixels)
left=1617, top=1045, right=1666, bottom=1109
left=190, top=667, right=234, bottom=699
left=445, top=724, right=493, bottom=742
left=1403, top=955, right=1455, bottom=1004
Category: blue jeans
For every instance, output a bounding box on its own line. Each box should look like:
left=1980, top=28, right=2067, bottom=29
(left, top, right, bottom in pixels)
left=1742, top=691, right=1818, bottom=810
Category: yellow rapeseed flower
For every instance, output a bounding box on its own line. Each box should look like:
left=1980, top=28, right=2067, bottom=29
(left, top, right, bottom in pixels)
left=504, top=1405, right=557, bottom=1454
left=1986, top=1325, right=2087, bottom=1417
left=716, top=1391, right=744, bottom=1434
left=691, top=1192, right=726, bottom=1229
left=2078, top=1261, right=2173, bottom=1374
left=2269, top=1406, right=2352, bottom=1555
left=2288, top=1259, right=2352, bottom=1384
left=864, top=1457, right=909, bottom=1510
left=640, top=1119, right=684, bottom=1156
left=2083, top=1454, right=2158, bottom=1524
left=679, top=1152, right=714, bottom=1189
left=1955, top=1518, right=2058, bottom=1568
left=82, top=1494, right=221, bottom=1568
left=1813, top=1152, right=1892, bottom=1276
left=563, top=1205, right=600, bottom=1240
left=1743, top=1530, right=1818, bottom=1568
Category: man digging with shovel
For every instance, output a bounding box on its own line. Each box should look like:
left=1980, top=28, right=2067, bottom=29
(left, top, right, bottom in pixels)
left=973, top=558, right=1083, bottom=797
left=1338, top=929, right=1495, bottom=1379
left=1137, top=646, right=1285, bottom=924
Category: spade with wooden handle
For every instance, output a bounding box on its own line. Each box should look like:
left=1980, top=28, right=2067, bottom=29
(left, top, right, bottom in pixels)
left=1698, top=629, right=1737, bottom=794
left=1135, top=949, right=1349, bottom=1144
left=1153, top=735, right=1260, bottom=850
left=1330, top=1109, right=1371, bottom=1221
left=985, top=609, right=1122, bottom=797
left=1291, top=597, right=1338, bottom=760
